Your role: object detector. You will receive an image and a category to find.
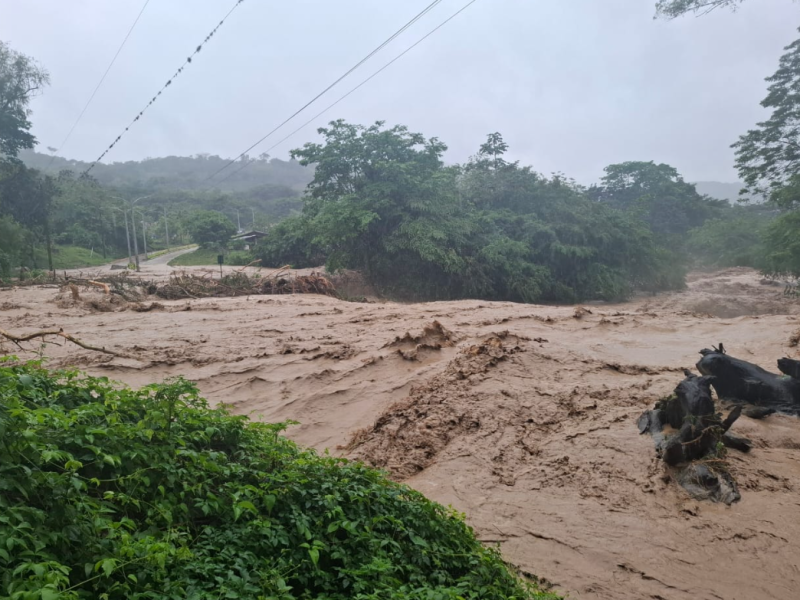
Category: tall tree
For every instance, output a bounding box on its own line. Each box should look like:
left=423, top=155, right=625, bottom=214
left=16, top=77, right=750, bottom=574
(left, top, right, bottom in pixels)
left=590, top=161, right=726, bottom=236
left=734, top=30, right=800, bottom=209
left=0, top=41, right=49, bottom=160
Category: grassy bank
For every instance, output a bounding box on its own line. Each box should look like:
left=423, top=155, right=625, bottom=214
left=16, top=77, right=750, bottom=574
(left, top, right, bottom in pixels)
left=33, top=245, right=123, bottom=270
left=168, top=247, right=220, bottom=266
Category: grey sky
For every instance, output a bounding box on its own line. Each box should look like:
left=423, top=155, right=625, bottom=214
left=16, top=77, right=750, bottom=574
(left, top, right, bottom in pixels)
left=1, top=0, right=797, bottom=184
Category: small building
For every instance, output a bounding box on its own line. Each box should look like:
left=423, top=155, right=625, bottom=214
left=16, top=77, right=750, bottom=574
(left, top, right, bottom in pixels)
left=231, top=230, right=267, bottom=251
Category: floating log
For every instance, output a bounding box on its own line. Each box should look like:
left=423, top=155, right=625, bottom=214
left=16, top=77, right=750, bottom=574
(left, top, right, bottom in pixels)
left=696, top=345, right=800, bottom=415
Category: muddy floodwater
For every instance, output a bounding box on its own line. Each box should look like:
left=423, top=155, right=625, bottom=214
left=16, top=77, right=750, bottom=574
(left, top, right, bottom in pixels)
left=3, top=265, right=800, bottom=600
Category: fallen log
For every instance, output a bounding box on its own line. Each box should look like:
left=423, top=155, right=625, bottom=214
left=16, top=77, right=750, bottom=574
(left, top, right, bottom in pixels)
left=696, top=345, right=800, bottom=415
left=639, top=370, right=744, bottom=504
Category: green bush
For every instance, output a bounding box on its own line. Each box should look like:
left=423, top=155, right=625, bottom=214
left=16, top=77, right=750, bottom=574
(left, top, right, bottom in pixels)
left=226, top=250, right=255, bottom=266
left=761, top=210, right=800, bottom=278
left=686, top=208, right=775, bottom=269
left=0, top=361, right=557, bottom=600
left=255, top=216, right=325, bottom=269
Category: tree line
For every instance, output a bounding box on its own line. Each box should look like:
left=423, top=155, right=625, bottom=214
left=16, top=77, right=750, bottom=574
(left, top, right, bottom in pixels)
left=0, top=38, right=308, bottom=274
left=3, top=11, right=799, bottom=298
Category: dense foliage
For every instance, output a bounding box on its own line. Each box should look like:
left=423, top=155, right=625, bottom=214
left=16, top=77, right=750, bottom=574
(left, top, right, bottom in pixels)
left=185, top=210, right=237, bottom=249
left=685, top=205, right=775, bottom=269
left=257, top=122, right=688, bottom=302
left=589, top=161, right=727, bottom=237
left=0, top=41, right=49, bottom=158
left=0, top=361, right=555, bottom=600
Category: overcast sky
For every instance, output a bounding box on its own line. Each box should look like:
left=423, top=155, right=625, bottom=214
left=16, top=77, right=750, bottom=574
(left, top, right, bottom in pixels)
left=1, top=0, right=798, bottom=184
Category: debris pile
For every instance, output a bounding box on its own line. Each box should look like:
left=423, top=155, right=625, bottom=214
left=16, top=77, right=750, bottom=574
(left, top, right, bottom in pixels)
left=154, top=271, right=337, bottom=300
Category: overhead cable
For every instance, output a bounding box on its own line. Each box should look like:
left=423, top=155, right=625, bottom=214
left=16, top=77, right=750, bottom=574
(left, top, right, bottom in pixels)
left=83, top=0, right=246, bottom=175
left=209, top=0, right=479, bottom=188
left=45, top=0, right=151, bottom=171
left=204, top=0, right=446, bottom=184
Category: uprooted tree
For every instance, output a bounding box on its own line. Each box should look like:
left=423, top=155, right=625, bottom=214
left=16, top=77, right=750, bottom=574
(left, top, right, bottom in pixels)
left=639, top=344, right=800, bottom=504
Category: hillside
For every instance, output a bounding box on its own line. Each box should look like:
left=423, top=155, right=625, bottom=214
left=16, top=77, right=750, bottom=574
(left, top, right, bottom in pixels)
left=19, top=149, right=314, bottom=193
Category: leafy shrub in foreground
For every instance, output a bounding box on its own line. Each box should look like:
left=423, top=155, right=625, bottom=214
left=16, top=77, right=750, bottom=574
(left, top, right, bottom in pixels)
left=0, top=362, right=557, bottom=600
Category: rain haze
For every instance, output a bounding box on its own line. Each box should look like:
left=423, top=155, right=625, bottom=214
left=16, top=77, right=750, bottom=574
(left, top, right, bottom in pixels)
left=1, top=0, right=798, bottom=184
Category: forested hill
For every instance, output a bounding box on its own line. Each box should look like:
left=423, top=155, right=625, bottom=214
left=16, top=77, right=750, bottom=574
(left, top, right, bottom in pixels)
left=19, top=149, right=314, bottom=193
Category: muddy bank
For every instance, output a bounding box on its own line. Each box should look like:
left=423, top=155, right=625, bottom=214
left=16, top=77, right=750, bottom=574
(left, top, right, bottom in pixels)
left=2, top=266, right=799, bottom=599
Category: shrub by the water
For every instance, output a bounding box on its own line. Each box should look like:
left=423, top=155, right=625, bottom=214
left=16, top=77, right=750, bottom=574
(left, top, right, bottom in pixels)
left=0, top=361, right=557, bottom=600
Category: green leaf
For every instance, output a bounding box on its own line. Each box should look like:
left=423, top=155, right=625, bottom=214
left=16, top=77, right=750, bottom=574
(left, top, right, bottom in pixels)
left=97, top=558, right=116, bottom=577
left=308, top=547, right=320, bottom=566
left=41, top=588, right=60, bottom=600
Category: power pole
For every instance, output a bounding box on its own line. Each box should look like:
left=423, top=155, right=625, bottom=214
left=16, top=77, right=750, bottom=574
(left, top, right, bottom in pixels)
left=123, top=209, right=132, bottom=266
left=130, top=211, right=140, bottom=271
left=135, top=210, right=148, bottom=260
left=112, top=194, right=153, bottom=271
left=163, top=206, right=171, bottom=251
left=251, top=208, right=255, bottom=230
left=113, top=206, right=133, bottom=267
left=236, top=209, right=241, bottom=232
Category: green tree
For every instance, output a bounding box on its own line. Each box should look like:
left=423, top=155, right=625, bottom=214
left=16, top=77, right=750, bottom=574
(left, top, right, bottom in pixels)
left=0, top=214, right=24, bottom=276
left=590, top=161, right=726, bottom=236
left=186, top=209, right=236, bottom=248
left=0, top=40, right=49, bottom=160
left=734, top=30, right=800, bottom=208
left=291, top=120, right=471, bottom=297
left=0, top=162, right=58, bottom=270
left=760, top=210, right=800, bottom=277
left=287, top=125, right=687, bottom=302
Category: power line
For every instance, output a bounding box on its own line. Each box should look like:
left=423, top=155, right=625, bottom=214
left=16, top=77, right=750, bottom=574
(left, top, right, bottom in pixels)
left=204, top=0, right=446, bottom=184
left=210, top=0, right=479, bottom=189
left=83, top=0, right=246, bottom=175
left=45, top=0, right=151, bottom=172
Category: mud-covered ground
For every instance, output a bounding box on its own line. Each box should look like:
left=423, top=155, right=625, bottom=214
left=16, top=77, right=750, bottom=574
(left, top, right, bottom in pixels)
left=2, top=265, right=800, bottom=600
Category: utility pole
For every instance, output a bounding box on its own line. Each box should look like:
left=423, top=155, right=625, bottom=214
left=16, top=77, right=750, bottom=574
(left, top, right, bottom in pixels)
left=141, top=213, right=148, bottom=260
left=163, top=206, right=171, bottom=251
left=130, top=210, right=140, bottom=270
left=112, top=206, right=133, bottom=267
left=251, top=208, right=255, bottom=230
left=112, top=194, right=153, bottom=271
left=236, top=209, right=241, bottom=232
left=134, top=209, right=148, bottom=260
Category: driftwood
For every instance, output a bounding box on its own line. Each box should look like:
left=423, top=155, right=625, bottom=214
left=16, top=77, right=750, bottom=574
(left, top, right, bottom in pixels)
left=638, top=369, right=745, bottom=504
left=0, top=328, right=123, bottom=357
left=639, top=343, right=800, bottom=504
left=696, top=344, right=800, bottom=415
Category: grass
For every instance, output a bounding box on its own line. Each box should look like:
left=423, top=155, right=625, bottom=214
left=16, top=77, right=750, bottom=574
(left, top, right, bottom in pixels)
left=32, top=245, right=124, bottom=270
left=168, top=247, right=222, bottom=266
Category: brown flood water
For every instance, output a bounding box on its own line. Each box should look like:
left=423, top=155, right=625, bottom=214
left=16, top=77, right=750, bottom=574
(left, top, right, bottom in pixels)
left=2, top=265, right=799, bottom=600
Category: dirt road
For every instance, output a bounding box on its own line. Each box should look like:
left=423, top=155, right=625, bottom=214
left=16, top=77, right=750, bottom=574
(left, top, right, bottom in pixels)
left=1, top=267, right=799, bottom=599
